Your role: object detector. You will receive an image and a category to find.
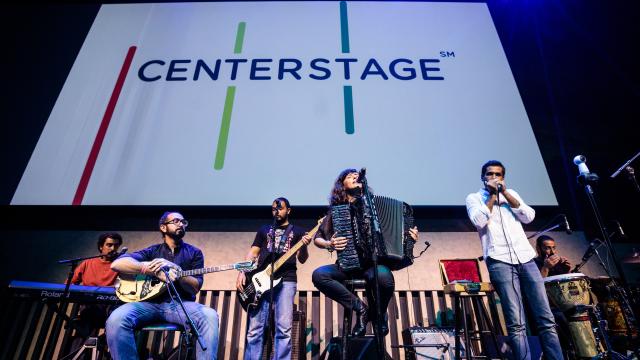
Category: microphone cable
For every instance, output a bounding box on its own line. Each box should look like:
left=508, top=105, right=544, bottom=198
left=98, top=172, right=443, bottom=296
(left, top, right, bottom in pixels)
left=496, top=190, right=528, bottom=360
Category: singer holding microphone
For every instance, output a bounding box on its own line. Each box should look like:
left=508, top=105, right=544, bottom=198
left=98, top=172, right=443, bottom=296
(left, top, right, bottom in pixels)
left=466, top=160, right=562, bottom=360
left=105, top=211, right=220, bottom=360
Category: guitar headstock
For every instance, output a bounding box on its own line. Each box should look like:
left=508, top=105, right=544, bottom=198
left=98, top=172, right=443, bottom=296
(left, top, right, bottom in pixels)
left=235, top=260, right=257, bottom=272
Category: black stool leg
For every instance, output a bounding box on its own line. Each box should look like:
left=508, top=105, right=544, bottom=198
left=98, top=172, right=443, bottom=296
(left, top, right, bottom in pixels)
left=455, top=295, right=463, bottom=360
left=341, top=307, right=352, bottom=360
left=461, top=297, right=473, bottom=360
left=473, top=296, right=505, bottom=360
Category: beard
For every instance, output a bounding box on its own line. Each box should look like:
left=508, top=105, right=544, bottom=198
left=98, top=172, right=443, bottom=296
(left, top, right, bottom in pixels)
left=167, top=228, right=186, bottom=240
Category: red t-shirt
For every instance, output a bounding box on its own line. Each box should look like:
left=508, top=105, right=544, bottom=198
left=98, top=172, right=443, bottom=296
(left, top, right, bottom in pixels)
left=71, top=258, right=118, bottom=286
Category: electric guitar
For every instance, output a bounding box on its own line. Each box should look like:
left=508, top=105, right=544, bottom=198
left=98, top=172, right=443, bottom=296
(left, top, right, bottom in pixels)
left=237, top=217, right=325, bottom=311
left=116, top=260, right=255, bottom=302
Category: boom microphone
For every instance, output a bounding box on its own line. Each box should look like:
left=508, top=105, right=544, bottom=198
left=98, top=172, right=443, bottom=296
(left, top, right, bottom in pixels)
left=581, top=239, right=602, bottom=262
left=573, top=155, right=590, bottom=176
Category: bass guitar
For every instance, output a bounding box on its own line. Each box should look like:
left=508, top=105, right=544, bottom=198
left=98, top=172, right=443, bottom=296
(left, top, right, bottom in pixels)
left=116, top=260, right=255, bottom=302
left=238, top=217, right=325, bottom=311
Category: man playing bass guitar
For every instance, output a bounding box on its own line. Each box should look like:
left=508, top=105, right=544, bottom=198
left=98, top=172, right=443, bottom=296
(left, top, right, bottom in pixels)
left=236, top=197, right=312, bottom=360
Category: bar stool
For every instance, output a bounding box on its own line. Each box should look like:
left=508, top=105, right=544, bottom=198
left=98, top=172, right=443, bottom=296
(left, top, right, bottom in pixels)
left=341, top=278, right=367, bottom=360
left=137, top=323, right=192, bottom=360
left=447, top=285, right=504, bottom=360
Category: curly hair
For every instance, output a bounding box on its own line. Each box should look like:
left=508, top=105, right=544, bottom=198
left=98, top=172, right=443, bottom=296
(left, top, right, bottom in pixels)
left=329, top=168, right=358, bottom=205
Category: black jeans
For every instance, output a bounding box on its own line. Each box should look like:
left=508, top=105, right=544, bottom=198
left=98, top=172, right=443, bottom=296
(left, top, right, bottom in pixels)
left=311, top=263, right=395, bottom=319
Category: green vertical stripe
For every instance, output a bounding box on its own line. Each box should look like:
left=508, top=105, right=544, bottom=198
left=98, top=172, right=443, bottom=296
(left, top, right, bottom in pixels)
left=214, top=86, right=236, bottom=170
left=234, top=22, right=246, bottom=54
left=343, top=86, right=354, bottom=134
left=340, top=1, right=350, bottom=53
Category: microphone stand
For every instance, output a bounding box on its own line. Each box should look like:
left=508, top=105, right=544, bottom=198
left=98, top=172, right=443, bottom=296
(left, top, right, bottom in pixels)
left=585, top=245, right=637, bottom=359
left=161, top=268, right=206, bottom=353
left=526, top=223, right=562, bottom=239
left=56, top=252, right=119, bottom=359
left=571, top=240, right=604, bottom=273
left=577, top=174, right=630, bottom=293
left=577, top=173, right=640, bottom=356
left=610, top=151, right=640, bottom=193
left=360, top=176, right=386, bottom=359
left=264, top=215, right=279, bottom=359
left=56, top=253, right=118, bottom=324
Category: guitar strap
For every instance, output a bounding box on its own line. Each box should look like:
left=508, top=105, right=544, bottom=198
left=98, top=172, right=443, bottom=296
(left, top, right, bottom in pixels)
left=272, top=224, right=294, bottom=253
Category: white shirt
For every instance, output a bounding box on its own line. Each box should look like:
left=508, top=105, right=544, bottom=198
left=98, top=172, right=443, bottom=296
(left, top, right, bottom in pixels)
left=465, top=188, right=536, bottom=264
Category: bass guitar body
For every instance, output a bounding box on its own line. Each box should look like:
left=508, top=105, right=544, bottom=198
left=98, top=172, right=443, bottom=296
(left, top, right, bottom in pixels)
left=238, top=265, right=283, bottom=311
left=237, top=217, right=325, bottom=312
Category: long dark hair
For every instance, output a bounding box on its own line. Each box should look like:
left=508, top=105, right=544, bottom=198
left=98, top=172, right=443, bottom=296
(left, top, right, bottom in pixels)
left=329, top=168, right=358, bottom=205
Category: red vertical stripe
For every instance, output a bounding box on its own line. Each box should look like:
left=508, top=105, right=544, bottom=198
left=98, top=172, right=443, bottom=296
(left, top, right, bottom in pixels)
left=72, top=46, right=137, bottom=205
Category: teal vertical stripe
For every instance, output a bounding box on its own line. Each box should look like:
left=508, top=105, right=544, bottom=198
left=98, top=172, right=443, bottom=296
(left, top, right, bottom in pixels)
left=234, top=22, right=246, bottom=54
left=340, top=1, right=350, bottom=53
left=214, top=86, right=236, bottom=170
left=343, top=86, right=354, bottom=134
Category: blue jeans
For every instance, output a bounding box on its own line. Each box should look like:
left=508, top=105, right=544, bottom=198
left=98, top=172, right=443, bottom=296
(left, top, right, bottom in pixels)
left=486, top=258, right=562, bottom=360
left=244, top=281, right=297, bottom=360
left=105, top=300, right=219, bottom=360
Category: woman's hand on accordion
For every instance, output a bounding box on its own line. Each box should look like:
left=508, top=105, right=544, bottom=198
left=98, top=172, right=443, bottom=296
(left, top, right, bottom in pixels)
left=408, top=226, right=419, bottom=241
left=330, top=234, right=349, bottom=251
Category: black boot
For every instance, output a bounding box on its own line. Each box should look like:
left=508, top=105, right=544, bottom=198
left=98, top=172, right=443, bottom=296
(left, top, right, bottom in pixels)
left=351, top=300, right=368, bottom=337
left=380, top=312, right=389, bottom=336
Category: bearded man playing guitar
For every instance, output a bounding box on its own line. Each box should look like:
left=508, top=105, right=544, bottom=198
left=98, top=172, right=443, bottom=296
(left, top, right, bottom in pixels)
left=105, top=211, right=220, bottom=360
left=236, top=197, right=312, bottom=360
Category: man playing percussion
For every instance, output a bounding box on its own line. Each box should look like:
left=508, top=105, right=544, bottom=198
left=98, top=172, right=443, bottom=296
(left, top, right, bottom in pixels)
left=534, top=235, right=571, bottom=277
left=466, top=160, right=563, bottom=360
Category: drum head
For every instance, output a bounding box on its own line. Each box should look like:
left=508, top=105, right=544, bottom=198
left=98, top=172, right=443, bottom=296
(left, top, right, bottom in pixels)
left=544, top=273, right=586, bottom=283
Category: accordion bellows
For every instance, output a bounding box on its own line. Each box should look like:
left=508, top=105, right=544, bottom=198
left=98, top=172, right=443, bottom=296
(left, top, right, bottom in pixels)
left=331, top=195, right=415, bottom=272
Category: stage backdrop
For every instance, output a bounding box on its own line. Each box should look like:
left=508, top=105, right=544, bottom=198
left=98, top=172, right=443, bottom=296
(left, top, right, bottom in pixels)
left=6, top=230, right=624, bottom=290
left=11, top=1, right=556, bottom=206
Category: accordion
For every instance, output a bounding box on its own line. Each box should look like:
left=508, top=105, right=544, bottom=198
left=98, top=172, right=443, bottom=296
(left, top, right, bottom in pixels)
left=330, top=195, right=415, bottom=272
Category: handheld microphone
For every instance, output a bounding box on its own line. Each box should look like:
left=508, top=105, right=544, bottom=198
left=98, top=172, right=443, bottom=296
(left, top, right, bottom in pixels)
left=562, top=215, right=572, bottom=234
left=581, top=239, right=602, bottom=262
left=497, top=184, right=503, bottom=192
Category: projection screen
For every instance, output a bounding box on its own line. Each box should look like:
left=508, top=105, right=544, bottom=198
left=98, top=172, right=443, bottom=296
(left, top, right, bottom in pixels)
left=12, top=1, right=557, bottom=206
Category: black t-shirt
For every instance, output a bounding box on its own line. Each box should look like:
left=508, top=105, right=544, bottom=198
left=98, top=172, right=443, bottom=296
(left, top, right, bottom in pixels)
left=252, top=224, right=305, bottom=282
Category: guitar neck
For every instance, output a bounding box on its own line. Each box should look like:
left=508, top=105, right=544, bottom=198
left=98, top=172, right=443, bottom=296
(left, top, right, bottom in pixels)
left=268, top=217, right=324, bottom=275
left=179, top=263, right=237, bottom=277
